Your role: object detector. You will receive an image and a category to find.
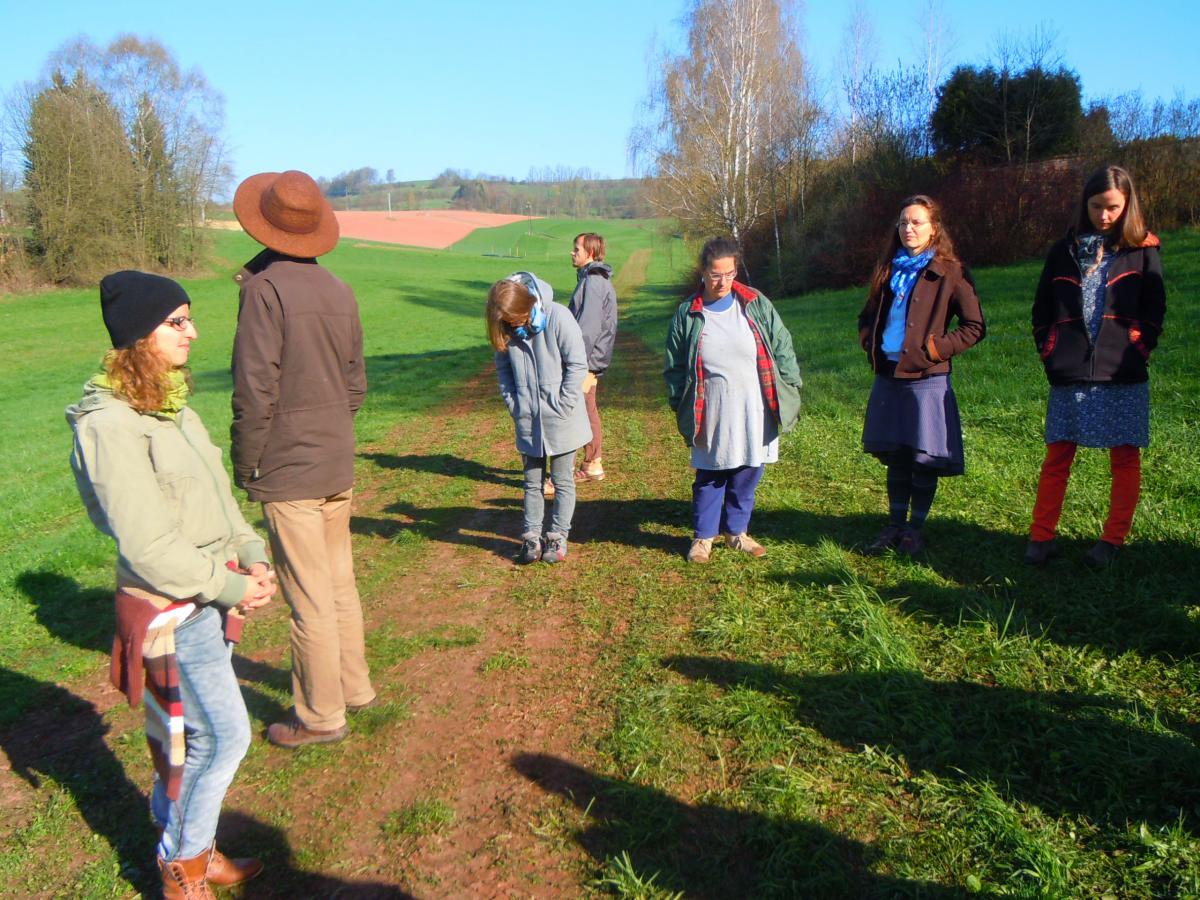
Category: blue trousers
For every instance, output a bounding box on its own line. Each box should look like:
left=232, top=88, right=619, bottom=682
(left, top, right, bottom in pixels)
left=692, top=465, right=764, bottom=539
left=152, top=606, right=251, bottom=860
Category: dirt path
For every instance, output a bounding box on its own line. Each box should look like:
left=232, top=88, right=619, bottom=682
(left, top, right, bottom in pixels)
left=0, top=250, right=687, bottom=898
left=235, top=257, right=684, bottom=896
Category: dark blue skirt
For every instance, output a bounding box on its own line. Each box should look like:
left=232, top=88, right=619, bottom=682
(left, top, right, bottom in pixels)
left=862, top=373, right=964, bottom=475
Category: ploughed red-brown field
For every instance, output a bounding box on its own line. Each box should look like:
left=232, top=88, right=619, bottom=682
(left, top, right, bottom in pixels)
left=334, top=210, right=533, bottom=248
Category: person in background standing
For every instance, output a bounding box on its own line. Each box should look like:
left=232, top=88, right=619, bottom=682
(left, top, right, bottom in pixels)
left=665, top=237, right=802, bottom=563
left=857, top=195, right=986, bottom=557
left=1025, top=165, right=1166, bottom=568
left=569, top=232, right=618, bottom=482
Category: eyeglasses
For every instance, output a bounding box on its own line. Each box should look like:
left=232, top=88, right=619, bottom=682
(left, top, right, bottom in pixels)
left=705, top=269, right=738, bottom=282
left=897, top=219, right=931, bottom=230
left=164, top=315, right=195, bottom=331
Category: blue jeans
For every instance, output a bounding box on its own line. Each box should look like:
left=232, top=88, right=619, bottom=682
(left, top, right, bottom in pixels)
left=522, top=452, right=578, bottom=538
left=152, top=606, right=251, bottom=860
left=692, top=465, right=765, bottom=538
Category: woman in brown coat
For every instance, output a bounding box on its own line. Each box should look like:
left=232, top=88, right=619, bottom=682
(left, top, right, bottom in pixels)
left=857, top=195, right=986, bottom=556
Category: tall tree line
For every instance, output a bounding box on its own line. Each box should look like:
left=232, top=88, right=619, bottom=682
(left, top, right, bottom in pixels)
left=633, top=0, right=1200, bottom=293
left=6, top=36, right=229, bottom=285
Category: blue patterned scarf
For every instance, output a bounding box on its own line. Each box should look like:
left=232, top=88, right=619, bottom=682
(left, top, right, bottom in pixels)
left=889, top=249, right=934, bottom=304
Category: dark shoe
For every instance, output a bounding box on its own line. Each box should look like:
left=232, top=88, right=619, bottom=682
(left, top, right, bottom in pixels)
left=347, top=695, right=378, bottom=713
left=159, top=848, right=215, bottom=900
left=542, top=532, right=568, bottom=563
left=865, top=525, right=904, bottom=556
left=1084, top=540, right=1120, bottom=569
left=207, top=846, right=263, bottom=887
left=1024, top=539, right=1057, bottom=566
left=515, top=535, right=542, bottom=565
left=266, top=719, right=347, bottom=749
left=896, top=527, right=925, bottom=557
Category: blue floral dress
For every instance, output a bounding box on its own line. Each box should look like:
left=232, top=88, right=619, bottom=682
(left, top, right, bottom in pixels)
left=1044, top=234, right=1150, bottom=448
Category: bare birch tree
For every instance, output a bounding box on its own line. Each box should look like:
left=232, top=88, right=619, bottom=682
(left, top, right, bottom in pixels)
left=839, top=0, right=877, bottom=164
left=630, top=0, right=812, bottom=244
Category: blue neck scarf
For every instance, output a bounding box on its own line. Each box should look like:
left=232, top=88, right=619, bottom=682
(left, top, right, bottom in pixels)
left=889, top=249, right=934, bottom=304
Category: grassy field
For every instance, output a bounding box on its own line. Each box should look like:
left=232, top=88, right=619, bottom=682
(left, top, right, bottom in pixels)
left=0, top=220, right=1197, bottom=897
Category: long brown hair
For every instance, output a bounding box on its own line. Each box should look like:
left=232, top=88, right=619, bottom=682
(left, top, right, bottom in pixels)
left=1074, top=165, right=1148, bottom=249
left=485, top=279, right=536, bottom=351
left=103, top=334, right=182, bottom=413
left=868, top=195, right=959, bottom=301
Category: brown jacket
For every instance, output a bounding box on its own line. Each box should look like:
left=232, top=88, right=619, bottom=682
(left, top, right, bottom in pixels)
left=857, top=257, right=986, bottom=378
left=231, top=250, right=366, bottom=502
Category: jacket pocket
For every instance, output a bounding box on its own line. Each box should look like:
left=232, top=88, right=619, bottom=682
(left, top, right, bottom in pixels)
left=1038, top=326, right=1057, bottom=360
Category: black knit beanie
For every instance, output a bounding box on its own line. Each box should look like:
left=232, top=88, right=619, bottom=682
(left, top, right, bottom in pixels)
left=100, top=271, right=191, bottom=349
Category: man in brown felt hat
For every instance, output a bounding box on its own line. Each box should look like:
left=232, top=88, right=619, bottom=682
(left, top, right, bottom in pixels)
left=230, top=169, right=376, bottom=748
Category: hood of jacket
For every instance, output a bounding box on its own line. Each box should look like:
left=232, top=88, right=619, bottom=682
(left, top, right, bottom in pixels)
left=508, top=271, right=554, bottom=306
left=66, top=376, right=131, bottom=428
left=577, top=261, right=613, bottom=281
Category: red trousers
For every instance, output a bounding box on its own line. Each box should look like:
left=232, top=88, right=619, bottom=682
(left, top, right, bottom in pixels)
left=1029, top=442, right=1141, bottom=544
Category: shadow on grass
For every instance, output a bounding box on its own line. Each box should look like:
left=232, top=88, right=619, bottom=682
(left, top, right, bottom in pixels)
left=0, top=667, right=158, bottom=895
left=218, top=810, right=414, bottom=898
left=663, top=656, right=1200, bottom=835
left=351, top=495, right=691, bottom=561
left=360, top=451, right=521, bottom=488
left=511, top=751, right=966, bottom=899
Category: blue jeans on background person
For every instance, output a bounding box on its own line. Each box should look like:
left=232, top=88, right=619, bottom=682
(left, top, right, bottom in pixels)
left=692, top=465, right=765, bottom=538
left=522, top=451, right=578, bottom=537
left=152, top=606, right=251, bottom=860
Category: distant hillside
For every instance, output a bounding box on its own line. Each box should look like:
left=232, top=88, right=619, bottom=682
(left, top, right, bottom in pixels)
left=314, top=167, right=655, bottom=219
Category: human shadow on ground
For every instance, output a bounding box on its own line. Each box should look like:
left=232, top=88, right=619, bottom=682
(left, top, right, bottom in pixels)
left=351, top=495, right=692, bottom=562
left=14, top=570, right=293, bottom=729
left=0, top=667, right=158, bottom=895
left=511, top=751, right=965, bottom=899
left=742, top=505, right=1200, bottom=662
left=218, top=810, right=414, bottom=899
left=360, top=451, right=521, bottom=488
left=663, top=656, right=1200, bottom=835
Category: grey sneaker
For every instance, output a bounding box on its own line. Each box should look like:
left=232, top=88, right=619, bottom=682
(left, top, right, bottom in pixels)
left=542, top=532, right=568, bottom=563
left=687, top=537, right=714, bottom=563
left=516, top=534, right=542, bottom=565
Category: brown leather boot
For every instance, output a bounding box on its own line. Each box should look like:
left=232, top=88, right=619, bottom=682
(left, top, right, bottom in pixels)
left=207, top=846, right=263, bottom=887
left=158, top=848, right=215, bottom=899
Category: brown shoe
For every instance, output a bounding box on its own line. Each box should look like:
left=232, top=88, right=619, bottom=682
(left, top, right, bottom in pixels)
left=347, top=695, right=379, bottom=713
left=687, top=537, right=713, bottom=563
left=160, top=848, right=215, bottom=900
left=207, top=846, right=263, bottom=887
left=865, top=525, right=904, bottom=556
left=895, top=527, right=925, bottom=557
left=266, top=718, right=347, bottom=749
left=724, top=532, right=766, bottom=558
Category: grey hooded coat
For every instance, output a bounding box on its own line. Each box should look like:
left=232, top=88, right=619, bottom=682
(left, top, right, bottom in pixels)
left=568, top=261, right=618, bottom=373
left=495, top=272, right=593, bottom=457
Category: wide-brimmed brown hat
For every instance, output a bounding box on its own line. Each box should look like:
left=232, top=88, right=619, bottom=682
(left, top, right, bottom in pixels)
left=233, top=170, right=339, bottom=257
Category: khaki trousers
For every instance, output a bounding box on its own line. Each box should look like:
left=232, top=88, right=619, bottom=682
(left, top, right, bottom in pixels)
left=262, top=489, right=374, bottom=730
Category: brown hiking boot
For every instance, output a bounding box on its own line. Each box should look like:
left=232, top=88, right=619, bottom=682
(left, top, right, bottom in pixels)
left=159, top=848, right=215, bottom=900
left=206, top=846, right=263, bottom=887
left=266, top=718, right=347, bottom=749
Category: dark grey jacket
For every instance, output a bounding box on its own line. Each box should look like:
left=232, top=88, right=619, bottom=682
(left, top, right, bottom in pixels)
left=568, top=261, right=618, bottom=373
left=231, top=250, right=366, bottom=502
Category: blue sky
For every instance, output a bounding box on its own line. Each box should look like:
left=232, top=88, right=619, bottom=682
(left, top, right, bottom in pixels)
left=4, top=0, right=1198, bottom=191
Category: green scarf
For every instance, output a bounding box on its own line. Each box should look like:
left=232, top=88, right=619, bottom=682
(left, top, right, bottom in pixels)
left=94, top=369, right=191, bottom=419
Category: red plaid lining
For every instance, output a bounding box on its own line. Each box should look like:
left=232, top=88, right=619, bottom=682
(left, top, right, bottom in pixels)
left=686, top=283, right=781, bottom=441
